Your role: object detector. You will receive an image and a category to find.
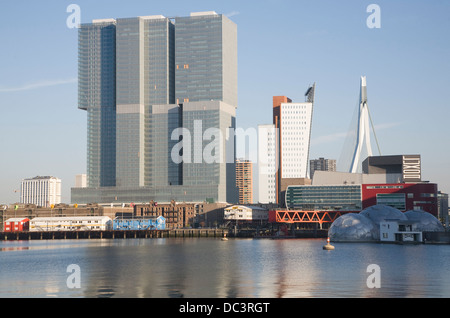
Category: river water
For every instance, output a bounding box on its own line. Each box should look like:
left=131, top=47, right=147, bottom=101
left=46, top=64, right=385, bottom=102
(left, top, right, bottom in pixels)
left=1, top=237, right=449, bottom=298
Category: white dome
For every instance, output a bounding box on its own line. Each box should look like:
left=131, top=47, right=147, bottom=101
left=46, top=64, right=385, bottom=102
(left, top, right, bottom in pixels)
left=329, top=213, right=377, bottom=242
left=360, top=204, right=407, bottom=225
left=404, top=210, right=444, bottom=232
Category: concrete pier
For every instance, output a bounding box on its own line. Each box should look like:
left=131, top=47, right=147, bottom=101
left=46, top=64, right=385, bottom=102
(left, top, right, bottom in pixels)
left=0, top=228, right=229, bottom=241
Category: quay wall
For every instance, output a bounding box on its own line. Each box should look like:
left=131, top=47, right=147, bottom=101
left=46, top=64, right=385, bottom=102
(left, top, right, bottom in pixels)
left=0, top=229, right=230, bottom=241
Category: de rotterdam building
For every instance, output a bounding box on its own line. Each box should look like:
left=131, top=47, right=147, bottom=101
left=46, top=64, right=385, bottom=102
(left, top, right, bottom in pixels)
left=72, top=12, right=238, bottom=204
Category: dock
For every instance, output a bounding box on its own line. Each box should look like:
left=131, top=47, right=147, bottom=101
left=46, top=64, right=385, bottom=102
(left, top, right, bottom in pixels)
left=0, top=228, right=229, bottom=241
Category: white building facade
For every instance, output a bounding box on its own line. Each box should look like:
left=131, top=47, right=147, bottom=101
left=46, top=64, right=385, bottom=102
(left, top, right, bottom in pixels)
left=20, top=176, right=61, bottom=207
left=224, top=205, right=269, bottom=222
left=279, top=101, right=314, bottom=179
left=75, top=174, right=87, bottom=188
left=379, top=219, right=423, bottom=243
left=258, top=124, right=277, bottom=204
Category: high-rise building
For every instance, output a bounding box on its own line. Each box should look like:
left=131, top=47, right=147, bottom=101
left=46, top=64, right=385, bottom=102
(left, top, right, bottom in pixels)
left=272, top=84, right=315, bottom=204
left=115, top=16, right=176, bottom=188
left=175, top=11, right=238, bottom=107
left=21, top=176, right=61, bottom=207
left=78, top=19, right=116, bottom=188
left=310, top=157, right=336, bottom=179
left=258, top=124, right=277, bottom=204
left=236, top=159, right=253, bottom=204
left=72, top=12, right=238, bottom=204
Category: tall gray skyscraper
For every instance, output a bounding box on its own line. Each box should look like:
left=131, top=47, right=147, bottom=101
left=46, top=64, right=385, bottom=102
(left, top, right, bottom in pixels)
left=78, top=19, right=116, bottom=188
left=115, top=16, right=175, bottom=188
left=175, top=12, right=237, bottom=106
left=72, top=12, right=238, bottom=204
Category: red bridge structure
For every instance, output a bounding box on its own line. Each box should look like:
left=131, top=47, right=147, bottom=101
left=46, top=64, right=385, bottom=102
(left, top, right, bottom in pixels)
left=269, top=210, right=358, bottom=228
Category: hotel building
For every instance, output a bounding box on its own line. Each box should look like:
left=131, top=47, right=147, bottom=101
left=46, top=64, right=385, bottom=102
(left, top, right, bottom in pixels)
left=21, top=176, right=61, bottom=207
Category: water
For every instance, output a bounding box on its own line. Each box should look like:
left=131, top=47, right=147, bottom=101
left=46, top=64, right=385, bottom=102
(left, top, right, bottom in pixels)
left=1, top=237, right=450, bottom=298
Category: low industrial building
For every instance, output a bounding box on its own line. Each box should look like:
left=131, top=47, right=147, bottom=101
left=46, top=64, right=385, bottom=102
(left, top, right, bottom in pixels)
left=133, top=201, right=228, bottom=229
left=113, top=216, right=166, bottom=231
left=29, top=216, right=113, bottom=231
left=3, top=218, right=30, bottom=232
left=224, top=205, right=269, bottom=224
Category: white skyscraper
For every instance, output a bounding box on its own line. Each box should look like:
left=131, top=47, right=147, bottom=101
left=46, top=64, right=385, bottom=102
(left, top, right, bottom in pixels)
left=279, top=101, right=314, bottom=178
left=258, top=124, right=278, bottom=204
left=20, top=176, right=61, bottom=207
left=272, top=83, right=315, bottom=204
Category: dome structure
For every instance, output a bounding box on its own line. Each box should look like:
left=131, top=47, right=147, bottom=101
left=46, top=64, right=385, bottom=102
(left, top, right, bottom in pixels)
left=329, top=205, right=445, bottom=242
left=329, top=213, right=377, bottom=242
left=359, top=204, right=407, bottom=225
left=404, top=209, right=444, bottom=232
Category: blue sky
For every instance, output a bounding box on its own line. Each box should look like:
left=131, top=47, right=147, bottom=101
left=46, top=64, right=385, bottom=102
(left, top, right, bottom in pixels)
left=0, top=0, right=449, bottom=204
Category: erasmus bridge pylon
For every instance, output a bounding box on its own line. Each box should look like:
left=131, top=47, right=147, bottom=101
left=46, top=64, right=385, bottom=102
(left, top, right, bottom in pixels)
left=349, top=76, right=380, bottom=173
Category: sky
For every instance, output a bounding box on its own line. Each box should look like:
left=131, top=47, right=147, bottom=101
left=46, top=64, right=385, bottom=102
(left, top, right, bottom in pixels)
left=0, top=0, right=449, bottom=204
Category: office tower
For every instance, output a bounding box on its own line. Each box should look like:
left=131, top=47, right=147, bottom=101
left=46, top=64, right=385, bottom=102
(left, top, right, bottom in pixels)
left=258, top=124, right=277, bottom=204
left=148, top=104, right=182, bottom=187
left=175, top=11, right=238, bottom=106
left=175, top=12, right=238, bottom=203
left=310, top=157, right=336, bottom=179
left=21, top=176, right=61, bottom=207
left=273, top=84, right=315, bottom=204
left=115, top=16, right=175, bottom=188
left=78, top=19, right=116, bottom=188
left=236, top=159, right=253, bottom=204
left=180, top=100, right=237, bottom=203
left=72, top=12, right=238, bottom=204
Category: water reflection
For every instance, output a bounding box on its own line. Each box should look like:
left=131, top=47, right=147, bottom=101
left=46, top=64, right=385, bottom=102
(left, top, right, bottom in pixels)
left=1, top=238, right=450, bottom=297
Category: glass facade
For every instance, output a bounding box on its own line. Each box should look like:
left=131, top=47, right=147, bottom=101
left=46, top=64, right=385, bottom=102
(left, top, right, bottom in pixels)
left=285, top=185, right=362, bottom=211
left=78, top=21, right=116, bottom=188
left=74, top=13, right=238, bottom=204
left=181, top=101, right=237, bottom=203
left=71, top=184, right=221, bottom=204
left=115, top=17, right=175, bottom=188
left=376, top=193, right=406, bottom=210
left=175, top=13, right=237, bottom=107
left=146, top=104, right=181, bottom=187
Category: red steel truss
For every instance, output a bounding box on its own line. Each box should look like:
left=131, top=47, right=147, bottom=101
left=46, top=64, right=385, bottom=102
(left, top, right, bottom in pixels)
left=270, top=210, right=357, bottom=225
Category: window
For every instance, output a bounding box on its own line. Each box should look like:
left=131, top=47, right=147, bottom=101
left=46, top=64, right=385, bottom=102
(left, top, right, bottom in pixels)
left=376, top=193, right=406, bottom=210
